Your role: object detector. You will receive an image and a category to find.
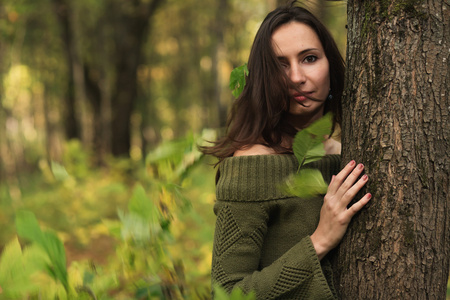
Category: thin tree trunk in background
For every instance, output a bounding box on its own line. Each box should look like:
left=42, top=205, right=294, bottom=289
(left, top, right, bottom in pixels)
left=83, top=65, right=104, bottom=163
left=334, top=1, right=450, bottom=298
left=211, top=0, right=229, bottom=128
left=0, top=104, right=10, bottom=182
left=52, top=0, right=81, bottom=141
left=97, top=20, right=112, bottom=161
left=42, top=85, right=53, bottom=164
left=110, top=0, right=165, bottom=157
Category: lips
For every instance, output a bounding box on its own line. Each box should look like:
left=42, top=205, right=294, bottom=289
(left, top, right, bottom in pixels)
left=292, top=91, right=313, bottom=102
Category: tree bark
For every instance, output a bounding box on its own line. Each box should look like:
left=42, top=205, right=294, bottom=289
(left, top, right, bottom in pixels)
left=334, top=1, right=450, bottom=299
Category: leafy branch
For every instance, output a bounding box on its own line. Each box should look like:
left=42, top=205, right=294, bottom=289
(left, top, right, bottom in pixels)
left=284, top=113, right=333, bottom=198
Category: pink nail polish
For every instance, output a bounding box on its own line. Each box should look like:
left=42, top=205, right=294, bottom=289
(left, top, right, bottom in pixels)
left=367, top=193, right=372, bottom=199
left=358, top=163, right=364, bottom=170
left=362, top=174, right=368, bottom=181
left=349, top=160, right=355, bottom=166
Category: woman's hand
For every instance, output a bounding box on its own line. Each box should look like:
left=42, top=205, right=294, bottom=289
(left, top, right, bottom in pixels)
left=310, top=160, right=372, bottom=260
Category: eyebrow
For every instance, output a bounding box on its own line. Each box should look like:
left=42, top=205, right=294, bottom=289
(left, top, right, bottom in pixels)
left=276, top=48, right=320, bottom=59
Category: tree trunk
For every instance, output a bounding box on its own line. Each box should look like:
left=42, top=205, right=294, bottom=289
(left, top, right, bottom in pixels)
left=83, top=64, right=104, bottom=163
left=211, top=0, right=229, bottom=128
left=110, top=0, right=164, bottom=157
left=52, top=0, right=82, bottom=141
left=334, top=1, right=450, bottom=299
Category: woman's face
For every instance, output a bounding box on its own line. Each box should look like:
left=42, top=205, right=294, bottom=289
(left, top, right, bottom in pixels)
left=271, top=21, right=330, bottom=128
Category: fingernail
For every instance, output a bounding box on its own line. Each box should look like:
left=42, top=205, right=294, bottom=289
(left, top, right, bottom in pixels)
left=367, top=193, right=372, bottom=199
left=362, top=174, right=368, bottom=181
left=358, top=163, right=364, bottom=170
left=349, top=160, right=355, bottom=166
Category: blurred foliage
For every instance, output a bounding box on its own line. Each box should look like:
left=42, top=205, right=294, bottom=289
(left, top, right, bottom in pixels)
left=0, top=131, right=218, bottom=299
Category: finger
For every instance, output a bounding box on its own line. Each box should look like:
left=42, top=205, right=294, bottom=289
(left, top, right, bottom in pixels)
left=335, top=163, right=365, bottom=199
left=346, top=193, right=372, bottom=218
left=340, top=174, right=369, bottom=206
left=328, top=160, right=356, bottom=194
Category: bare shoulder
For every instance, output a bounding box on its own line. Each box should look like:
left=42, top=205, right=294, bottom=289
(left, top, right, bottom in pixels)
left=324, top=138, right=341, bottom=155
left=233, top=144, right=277, bottom=156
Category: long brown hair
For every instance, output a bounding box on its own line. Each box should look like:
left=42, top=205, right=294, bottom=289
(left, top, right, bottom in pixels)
left=203, top=1, right=344, bottom=162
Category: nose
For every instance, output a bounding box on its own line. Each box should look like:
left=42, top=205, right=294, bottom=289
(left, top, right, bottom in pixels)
left=289, top=64, right=306, bottom=84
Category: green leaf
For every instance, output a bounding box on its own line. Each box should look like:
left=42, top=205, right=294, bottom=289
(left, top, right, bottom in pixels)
left=283, top=169, right=328, bottom=199
left=229, top=63, right=248, bottom=98
left=51, top=161, right=70, bottom=181
left=128, top=184, right=155, bottom=221
left=15, top=211, right=69, bottom=292
left=303, top=142, right=326, bottom=165
left=292, top=113, right=333, bottom=168
left=293, top=129, right=320, bottom=167
left=15, top=210, right=45, bottom=245
left=40, top=231, right=69, bottom=291
left=305, top=112, right=333, bottom=137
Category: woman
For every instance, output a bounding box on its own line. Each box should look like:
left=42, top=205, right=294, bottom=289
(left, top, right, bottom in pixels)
left=203, top=2, right=371, bottom=299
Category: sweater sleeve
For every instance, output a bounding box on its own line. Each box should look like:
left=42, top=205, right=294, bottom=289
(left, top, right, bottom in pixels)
left=211, top=155, right=339, bottom=299
left=212, top=200, right=336, bottom=300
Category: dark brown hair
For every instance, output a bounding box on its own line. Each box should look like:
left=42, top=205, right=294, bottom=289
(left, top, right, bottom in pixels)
left=203, top=1, right=344, bottom=162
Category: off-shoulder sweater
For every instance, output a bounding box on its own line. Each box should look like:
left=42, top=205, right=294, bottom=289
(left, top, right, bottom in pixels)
left=212, top=154, right=341, bottom=299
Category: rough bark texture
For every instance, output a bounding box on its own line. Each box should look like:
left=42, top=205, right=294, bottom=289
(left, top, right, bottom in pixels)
left=334, top=0, right=450, bottom=299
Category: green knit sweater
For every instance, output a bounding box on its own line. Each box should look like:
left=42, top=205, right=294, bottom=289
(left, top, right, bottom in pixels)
left=212, top=154, right=341, bottom=299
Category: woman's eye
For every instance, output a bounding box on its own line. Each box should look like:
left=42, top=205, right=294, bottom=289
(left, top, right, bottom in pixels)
left=280, top=62, right=289, bottom=69
left=304, top=55, right=317, bottom=63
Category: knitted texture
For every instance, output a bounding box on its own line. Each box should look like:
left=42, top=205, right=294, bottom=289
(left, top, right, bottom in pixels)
left=212, top=154, right=340, bottom=299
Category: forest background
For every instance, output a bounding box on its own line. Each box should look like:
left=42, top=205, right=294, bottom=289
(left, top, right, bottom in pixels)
left=0, top=0, right=447, bottom=299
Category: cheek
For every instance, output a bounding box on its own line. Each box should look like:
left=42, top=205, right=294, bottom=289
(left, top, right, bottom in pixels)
left=319, top=64, right=330, bottom=86
left=317, top=66, right=330, bottom=93
left=309, top=64, right=329, bottom=85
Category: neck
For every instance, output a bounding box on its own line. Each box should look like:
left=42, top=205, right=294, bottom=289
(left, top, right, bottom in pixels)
left=287, top=108, right=325, bottom=131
